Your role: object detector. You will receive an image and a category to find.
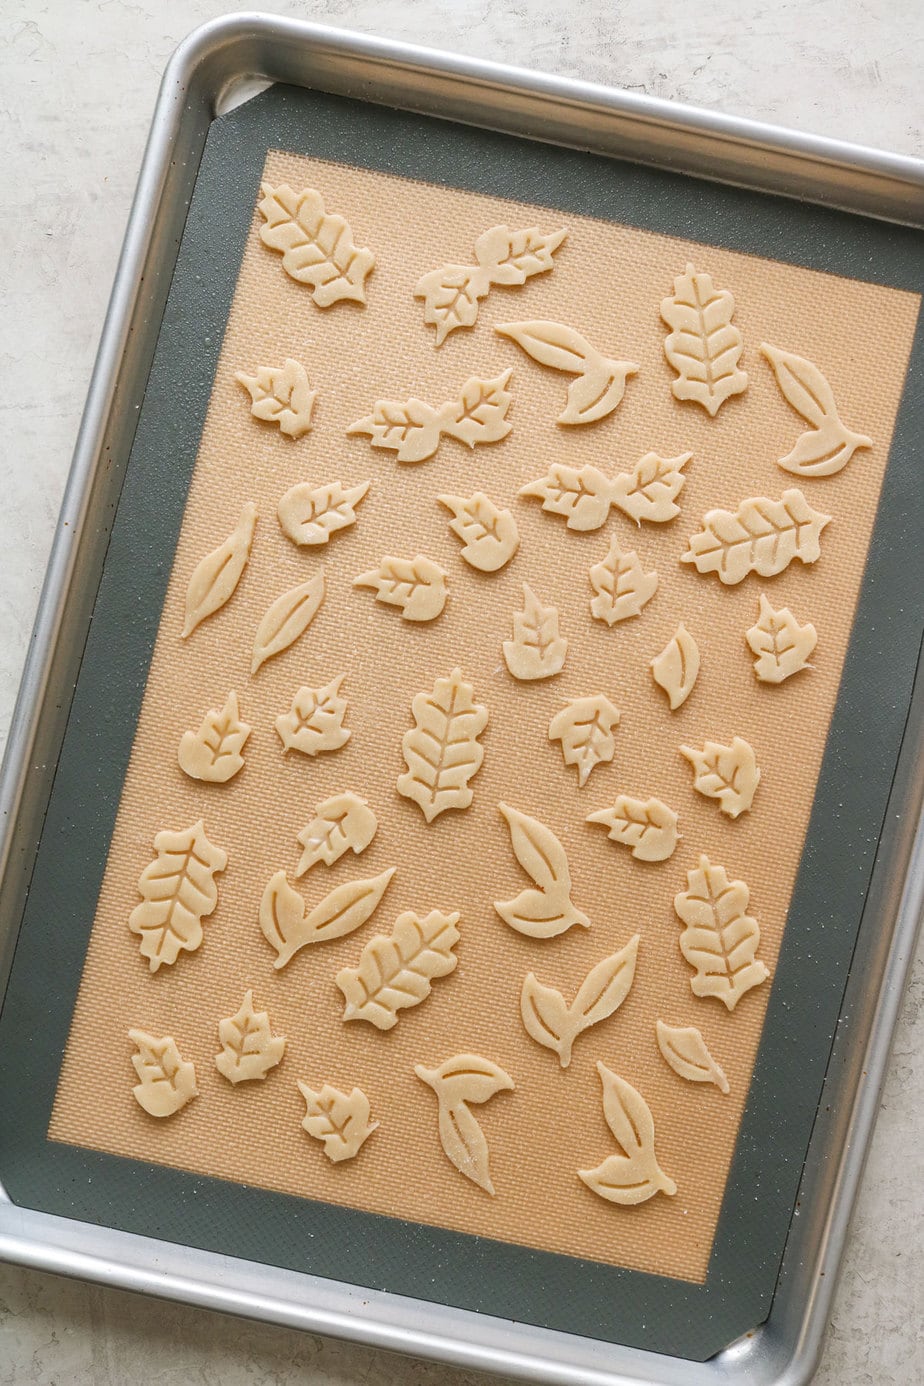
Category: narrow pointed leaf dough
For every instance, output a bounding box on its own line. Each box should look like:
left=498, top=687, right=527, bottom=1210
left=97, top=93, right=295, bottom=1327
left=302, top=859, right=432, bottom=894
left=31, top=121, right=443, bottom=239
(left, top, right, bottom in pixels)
left=258, top=183, right=375, bottom=306
left=682, top=488, right=830, bottom=584
left=495, top=802, right=590, bottom=937
left=681, top=736, right=760, bottom=818
left=252, top=570, right=325, bottom=673
left=347, top=370, right=513, bottom=462
left=298, top=1081, right=378, bottom=1161
left=129, top=1030, right=198, bottom=1118
left=354, top=555, right=447, bottom=622
left=674, top=854, right=770, bottom=1010
left=275, top=675, right=350, bottom=756
left=503, top=584, right=567, bottom=679
left=397, top=668, right=487, bottom=822
left=177, top=691, right=251, bottom=783
left=579, top=1063, right=677, bottom=1205
left=128, top=820, right=227, bottom=972
left=296, top=792, right=377, bottom=875
left=277, top=479, right=370, bottom=546
left=259, top=867, right=396, bottom=969
left=586, top=795, right=678, bottom=863
left=337, top=909, right=461, bottom=1029
left=235, top=359, right=316, bottom=438
left=215, top=991, right=286, bottom=1084
left=437, top=492, right=519, bottom=572
left=521, top=936, right=639, bottom=1067
left=660, top=263, right=747, bottom=415
left=548, top=695, right=621, bottom=786
left=589, top=538, right=658, bottom=626
left=762, top=342, right=872, bottom=476
left=181, top=503, right=256, bottom=638
left=415, top=1053, right=514, bottom=1194
left=656, top=1020, right=729, bottom=1093
left=746, top=594, right=817, bottom=683
left=650, top=623, right=700, bottom=709
left=495, top=320, right=637, bottom=425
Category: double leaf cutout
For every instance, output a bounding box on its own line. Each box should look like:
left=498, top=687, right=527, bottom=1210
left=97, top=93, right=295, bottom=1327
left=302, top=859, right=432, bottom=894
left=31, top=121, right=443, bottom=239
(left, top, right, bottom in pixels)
left=579, top=1064, right=677, bottom=1205
left=259, top=866, right=395, bottom=969
left=762, top=342, right=872, bottom=476
left=521, top=936, right=639, bottom=1068
left=494, top=803, right=589, bottom=938
left=520, top=455, right=691, bottom=531
left=495, top=319, right=637, bottom=425
left=348, top=370, right=512, bottom=463
left=415, top=1053, right=514, bottom=1194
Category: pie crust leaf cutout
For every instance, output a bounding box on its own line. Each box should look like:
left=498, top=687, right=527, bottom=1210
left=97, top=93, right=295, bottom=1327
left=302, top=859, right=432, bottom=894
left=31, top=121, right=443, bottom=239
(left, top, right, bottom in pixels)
left=579, top=1063, right=677, bottom=1205
left=521, top=935, right=639, bottom=1068
left=354, top=555, right=448, bottom=622
left=589, top=538, right=658, bottom=626
left=415, top=1053, right=515, bottom=1194
left=297, top=1081, right=378, bottom=1162
left=275, top=675, right=351, bottom=756
left=656, top=1019, right=729, bottom=1093
left=650, top=623, right=700, bottom=710
left=296, top=792, right=378, bottom=875
left=252, top=570, right=326, bottom=673
left=215, top=990, right=286, bottom=1084
left=503, top=583, right=568, bottom=680
left=437, top=492, right=519, bottom=572
left=745, top=594, right=817, bottom=683
left=277, top=479, right=370, bottom=546
left=128, top=819, right=227, bottom=972
left=259, top=866, right=396, bottom=969
left=520, top=462, right=615, bottom=532
left=682, top=488, right=831, bottom=585
left=660, top=262, right=747, bottom=416
left=177, top=691, right=251, bottom=783
left=548, top=694, right=621, bottom=787
left=674, top=854, right=770, bottom=1010
left=415, top=225, right=567, bottom=345
left=235, top=359, right=316, bottom=438
left=397, top=668, right=488, bottom=823
left=762, top=342, right=873, bottom=476
left=681, top=736, right=760, bottom=818
left=586, top=795, right=679, bottom=863
left=495, top=802, right=590, bottom=938
left=610, top=451, right=692, bottom=525
left=181, top=503, right=257, bottom=639
left=336, top=909, right=461, bottom=1030
left=129, top=1030, right=198, bottom=1119
left=257, top=183, right=375, bottom=306
left=347, top=370, right=513, bottom=463
left=495, top=320, right=638, bottom=425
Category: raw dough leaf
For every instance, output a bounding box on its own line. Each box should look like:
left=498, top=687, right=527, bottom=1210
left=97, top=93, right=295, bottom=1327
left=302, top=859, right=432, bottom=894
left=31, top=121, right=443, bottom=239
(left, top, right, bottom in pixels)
left=660, top=262, right=747, bottom=416
left=548, top=694, right=621, bottom=787
left=181, top=503, right=256, bottom=639
left=674, top=854, right=770, bottom=1010
left=347, top=371, right=513, bottom=462
left=235, top=359, right=316, bottom=438
left=353, top=555, right=448, bottom=622
left=495, top=319, right=637, bottom=425
left=762, top=342, right=872, bottom=476
left=586, top=795, right=678, bottom=863
left=519, top=462, right=615, bottom=532
left=129, top=1029, right=198, bottom=1119
left=609, top=451, right=692, bottom=524
left=128, top=820, right=227, bottom=972
left=520, top=936, right=639, bottom=1067
left=275, top=675, right=351, bottom=756
left=337, top=909, right=461, bottom=1030
left=297, top=1081, right=378, bottom=1162
left=257, top=182, right=375, bottom=306
left=215, top=990, right=286, bottom=1084
left=296, top=792, right=378, bottom=875
left=277, top=479, right=370, bottom=546
left=656, top=1019, right=729, bottom=1093
left=397, top=668, right=488, bottom=823
left=494, top=802, right=590, bottom=938
left=437, top=491, right=519, bottom=572
left=588, top=537, right=658, bottom=626
left=650, top=623, right=700, bottom=709
left=502, top=583, right=568, bottom=680
left=681, top=736, right=760, bottom=818
left=415, top=1053, right=514, bottom=1194
left=682, top=488, right=830, bottom=585
left=579, top=1063, right=677, bottom=1205
left=746, top=594, right=817, bottom=683
left=251, top=570, right=325, bottom=673
left=177, top=691, right=251, bottom=783
left=259, top=866, right=396, bottom=969
left=415, top=225, right=567, bottom=345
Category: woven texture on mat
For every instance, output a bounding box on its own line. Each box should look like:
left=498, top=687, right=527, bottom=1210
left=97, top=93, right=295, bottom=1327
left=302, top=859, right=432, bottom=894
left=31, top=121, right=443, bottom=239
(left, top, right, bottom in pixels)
left=49, top=151, right=920, bottom=1285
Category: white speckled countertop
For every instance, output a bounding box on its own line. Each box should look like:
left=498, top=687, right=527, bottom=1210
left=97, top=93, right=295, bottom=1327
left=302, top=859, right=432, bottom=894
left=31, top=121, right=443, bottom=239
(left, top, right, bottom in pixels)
left=1, top=2, right=921, bottom=1382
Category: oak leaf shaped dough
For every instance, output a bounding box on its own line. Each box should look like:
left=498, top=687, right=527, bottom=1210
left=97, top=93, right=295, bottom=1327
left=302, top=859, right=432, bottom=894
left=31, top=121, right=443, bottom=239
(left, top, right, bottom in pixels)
left=347, top=370, right=513, bottom=463
left=586, top=795, right=678, bottom=862
left=656, top=1020, right=729, bottom=1093
left=397, top=668, right=487, bottom=823
left=579, top=1063, right=677, bottom=1205
left=609, top=451, right=692, bottom=524
left=298, top=1081, right=378, bottom=1162
left=129, top=1030, right=198, bottom=1119
left=415, top=1053, right=514, bottom=1194
left=519, top=462, right=615, bottom=531
left=257, top=183, right=375, bottom=306
left=259, top=867, right=396, bottom=969
left=746, top=594, right=817, bottom=683
left=353, top=555, right=448, bottom=622
left=681, top=736, right=760, bottom=818
left=235, top=359, right=316, bottom=438
left=548, top=694, right=621, bottom=787
left=277, top=479, right=370, bottom=546
left=275, top=675, right=350, bottom=756
left=650, top=623, right=700, bottom=709
left=589, top=538, right=658, bottom=626
left=296, top=792, right=378, bottom=875
left=520, top=936, right=639, bottom=1068
left=215, top=991, right=286, bottom=1084
left=495, top=320, right=637, bottom=425
left=437, top=492, right=519, bottom=572
left=503, top=583, right=567, bottom=680
left=177, top=691, right=251, bottom=783
left=181, top=503, right=256, bottom=639
left=660, top=263, right=747, bottom=415
left=762, top=342, right=872, bottom=476
left=252, top=570, right=325, bottom=673
left=128, top=819, right=227, bottom=972
left=337, top=909, right=461, bottom=1030
left=674, top=854, right=770, bottom=1009
left=682, top=488, right=830, bottom=584
left=494, top=802, right=590, bottom=938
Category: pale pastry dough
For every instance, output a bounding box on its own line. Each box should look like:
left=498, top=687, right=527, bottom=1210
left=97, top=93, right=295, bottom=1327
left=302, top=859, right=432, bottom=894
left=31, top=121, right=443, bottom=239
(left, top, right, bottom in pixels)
left=297, top=1081, right=378, bottom=1161
left=503, top=583, right=567, bottom=679
left=656, top=1020, right=729, bottom=1093
left=296, top=792, right=377, bottom=875
left=520, top=936, right=639, bottom=1068
left=275, top=676, right=350, bottom=756
left=128, top=820, right=227, bottom=972
left=257, top=183, right=375, bottom=306
left=277, top=480, right=370, bottom=546
left=586, top=796, right=678, bottom=863
left=260, top=867, right=396, bottom=969
left=589, top=538, right=658, bottom=626
left=181, top=503, right=256, bottom=639
left=762, top=342, right=872, bottom=476
left=215, top=991, right=286, bottom=1084
left=682, top=488, right=830, bottom=584
left=415, top=1053, right=514, bottom=1194
left=548, top=695, right=620, bottom=787
left=650, top=623, right=700, bottom=709
left=347, top=370, right=513, bottom=463
left=746, top=594, right=817, bottom=683
left=660, top=263, right=747, bottom=416
left=397, top=669, right=487, bottom=822
left=495, top=802, right=590, bottom=938
left=353, top=555, right=448, bottom=622
left=337, top=910, right=461, bottom=1030
left=674, top=855, right=769, bottom=1009
left=129, top=1030, right=198, bottom=1119
left=235, top=359, right=316, bottom=438
left=494, top=319, right=637, bottom=425
left=177, top=691, right=251, bottom=783
left=609, top=452, right=692, bottom=524
left=252, top=570, right=325, bottom=674
left=519, top=462, right=614, bottom=532
left=437, top=492, right=519, bottom=571
left=579, top=1063, right=676, bottom=1205
left=680, top=736, right=760, bottom=818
